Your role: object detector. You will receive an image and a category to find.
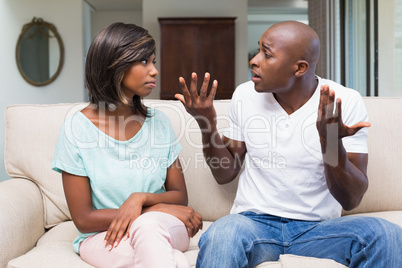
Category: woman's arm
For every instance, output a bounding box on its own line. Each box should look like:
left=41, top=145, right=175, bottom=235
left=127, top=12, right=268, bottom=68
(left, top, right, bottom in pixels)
left=105, top=159, right=202, bottom=249
left=62, top=158, right=189, bottom=232
left=143, top=159, right=203, bottom=237
left=140, top=158, right=189, bottom=208
left=63, top=158, right=202, bottom=250
left=62, top=171, right=117, bottom=234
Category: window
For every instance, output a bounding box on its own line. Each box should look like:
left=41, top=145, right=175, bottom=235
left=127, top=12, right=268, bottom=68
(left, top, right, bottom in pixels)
left=342, top=0, right=377, bottom=96
left=394, top=0, right=402, bottom=96
left=309, top=0, right=401, bottom=97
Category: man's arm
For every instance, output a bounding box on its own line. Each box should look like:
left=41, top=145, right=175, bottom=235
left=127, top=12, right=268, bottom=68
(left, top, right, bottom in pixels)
left=317, top=85, right=371, bottom=210
left=323, top=147, right=369, bottom=211
left=175, top=72, right=247, bottom=184
left=203, top=132, right=246, bottom=184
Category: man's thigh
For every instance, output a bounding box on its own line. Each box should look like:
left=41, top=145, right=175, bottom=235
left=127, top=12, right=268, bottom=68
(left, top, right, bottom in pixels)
left=285, top=216, right=393, bottom=266
left=199, top=212, right=285, bottom=265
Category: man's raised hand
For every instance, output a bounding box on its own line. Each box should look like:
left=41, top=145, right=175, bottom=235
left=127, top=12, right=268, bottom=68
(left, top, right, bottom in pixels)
left=316, top=84, right=371, bottom=154
left=175, top=72, right=218, bottom=129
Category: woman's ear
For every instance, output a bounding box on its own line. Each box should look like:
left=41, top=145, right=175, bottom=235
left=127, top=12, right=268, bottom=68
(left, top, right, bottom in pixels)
left=295, top=60, right=309, bottom=77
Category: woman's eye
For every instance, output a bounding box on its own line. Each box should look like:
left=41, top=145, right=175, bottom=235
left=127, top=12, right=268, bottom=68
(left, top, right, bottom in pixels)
left=140, top=59, right=147, bottom=64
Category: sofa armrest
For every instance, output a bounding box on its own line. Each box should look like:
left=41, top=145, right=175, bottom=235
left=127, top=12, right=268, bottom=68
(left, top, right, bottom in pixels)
left=0, top=179, right=45, bottom=267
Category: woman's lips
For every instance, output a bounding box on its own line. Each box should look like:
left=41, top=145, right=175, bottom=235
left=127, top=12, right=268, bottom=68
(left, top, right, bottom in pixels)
left=146, top=80, right=157, bottom=88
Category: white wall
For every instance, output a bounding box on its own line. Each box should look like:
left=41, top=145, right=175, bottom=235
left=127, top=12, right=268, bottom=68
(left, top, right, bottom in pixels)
left=247, top=14, right=308, bottom=57
left=142, top=0, right=249, bottom=99
left=378, top=0, right=397, bottom=96
left=0, top=0, right=85, bottom=181
left=91, top=10, right=143, bottom=40
left=0, top=0, right=249, bottom=182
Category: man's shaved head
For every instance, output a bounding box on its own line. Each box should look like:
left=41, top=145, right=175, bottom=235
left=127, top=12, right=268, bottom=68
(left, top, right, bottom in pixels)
left=262, top=21, right=320, bottom=69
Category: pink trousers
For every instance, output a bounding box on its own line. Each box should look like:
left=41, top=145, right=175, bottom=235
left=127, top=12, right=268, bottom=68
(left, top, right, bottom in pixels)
left=79, top=211, right=190, bottom=268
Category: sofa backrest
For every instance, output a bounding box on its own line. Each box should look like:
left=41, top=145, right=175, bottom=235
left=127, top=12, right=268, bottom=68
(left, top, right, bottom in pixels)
left=342, top=97, right=402, bottom=215
left=5, top=103, right=86, bottom=228
left=144, top=100, right=238, bottom=221
left=4, top=100, right=238, bottom=227
left=4, top=98, right=402, bottom=227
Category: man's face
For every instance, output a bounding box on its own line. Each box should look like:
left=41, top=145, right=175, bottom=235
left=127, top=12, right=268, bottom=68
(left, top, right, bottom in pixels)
left=249, top=28, right=296, bottom=94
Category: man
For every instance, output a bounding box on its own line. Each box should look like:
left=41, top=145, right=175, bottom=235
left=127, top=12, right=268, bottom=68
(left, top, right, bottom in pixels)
left=175, top=21, right=402, bottom=267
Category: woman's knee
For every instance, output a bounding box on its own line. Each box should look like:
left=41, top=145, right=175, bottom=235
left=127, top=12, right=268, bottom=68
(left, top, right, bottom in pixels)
left=131, top=212, right=180, bottom=232
left=130, top=212, right=189, bottom=250
left=130, top=212, right=162, bottom=236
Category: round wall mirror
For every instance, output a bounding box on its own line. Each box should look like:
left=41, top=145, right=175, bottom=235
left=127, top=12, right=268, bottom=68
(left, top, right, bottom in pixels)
left=16, top=17, right=64, bottom=87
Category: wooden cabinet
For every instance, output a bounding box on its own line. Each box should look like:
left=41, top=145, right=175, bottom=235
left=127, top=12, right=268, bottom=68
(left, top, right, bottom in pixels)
left=158, top=17, right=236, bottom=100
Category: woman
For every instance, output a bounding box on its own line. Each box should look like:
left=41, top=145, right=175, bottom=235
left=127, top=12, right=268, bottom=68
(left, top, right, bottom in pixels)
left=52, top=22, right=202, bottom=268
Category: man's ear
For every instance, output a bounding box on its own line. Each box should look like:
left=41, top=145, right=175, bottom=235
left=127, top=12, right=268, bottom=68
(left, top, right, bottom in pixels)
left=295, top=60, right=309, bottom=77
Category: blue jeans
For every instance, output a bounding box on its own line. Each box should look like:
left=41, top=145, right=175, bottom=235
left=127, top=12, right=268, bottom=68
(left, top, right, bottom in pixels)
left=196, top=212, right=402, bottom=268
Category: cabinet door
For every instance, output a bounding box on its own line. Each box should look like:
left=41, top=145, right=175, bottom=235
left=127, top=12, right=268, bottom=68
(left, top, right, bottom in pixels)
left=159, top=18, right=236, bottom=100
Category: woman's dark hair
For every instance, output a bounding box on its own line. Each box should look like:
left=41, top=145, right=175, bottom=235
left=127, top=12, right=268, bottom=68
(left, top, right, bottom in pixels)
left=85, top=22, right=156, bottom=117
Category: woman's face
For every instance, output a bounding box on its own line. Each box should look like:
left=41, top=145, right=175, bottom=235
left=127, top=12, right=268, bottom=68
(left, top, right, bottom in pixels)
left=121, top=53, right=158, bottom=99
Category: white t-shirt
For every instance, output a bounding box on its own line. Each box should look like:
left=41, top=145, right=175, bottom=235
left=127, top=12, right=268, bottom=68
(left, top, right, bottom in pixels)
left=223, top=77, right=369, bottom=221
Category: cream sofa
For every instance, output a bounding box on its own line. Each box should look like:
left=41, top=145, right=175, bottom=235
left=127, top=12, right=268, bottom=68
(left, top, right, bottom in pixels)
left=2, top=98, right=402, bottom=268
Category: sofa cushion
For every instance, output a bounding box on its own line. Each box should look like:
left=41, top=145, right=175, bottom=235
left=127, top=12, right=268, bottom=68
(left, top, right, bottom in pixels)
left=278, top=254, right=346, bottom=268
left=144, top=100, right=238, bottom=221
left=5, top=98, right=402, bottom=268
left=345, top=211, right=402, bottom=227
left=255, top=262, right=283, bottom=268
left=4, top=100, right=237, bottom=227
left=343, top=98, right=402, bottom=216
left=7, top=221, right=92, bottom=268
left=0, top=179, right=45, bottom=268
left=5, top=103, right=87, bottom=228
left=10, top=220, right=344, bottom=268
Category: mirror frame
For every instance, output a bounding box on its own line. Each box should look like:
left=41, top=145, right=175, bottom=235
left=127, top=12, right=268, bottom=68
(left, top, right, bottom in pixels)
left=16, top=17, right=65, bottom=87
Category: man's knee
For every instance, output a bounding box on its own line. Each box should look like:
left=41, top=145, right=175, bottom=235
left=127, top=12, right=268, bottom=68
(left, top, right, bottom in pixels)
left=340, top=216, right=402, bottom=245
left=197, top=214, right=254, bottom=267
left=199, top=213, right=253, bottom=248
left=364, top=217, right=402, bottom=242
left=343, top=216, right=402, bottom=265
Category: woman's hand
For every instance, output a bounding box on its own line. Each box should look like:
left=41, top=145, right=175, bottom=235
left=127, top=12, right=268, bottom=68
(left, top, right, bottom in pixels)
left=154, top=204, right=203, bottom=237
left=104, top=193, right=146, bottom=251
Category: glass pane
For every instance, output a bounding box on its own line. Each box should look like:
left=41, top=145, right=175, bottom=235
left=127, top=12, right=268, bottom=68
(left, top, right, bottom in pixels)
left=20, top=26, right=51, bottom=82
left=395, top=0, right=402, bottom=94
left=378, top=0, right=402, bottom=96
left=344, top=0, right=372, bottom=96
